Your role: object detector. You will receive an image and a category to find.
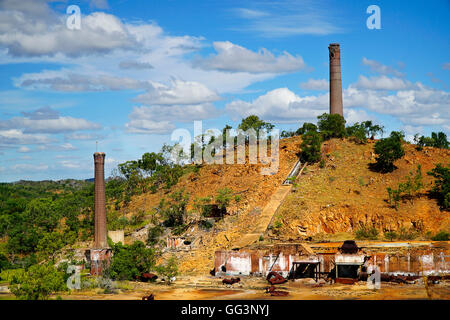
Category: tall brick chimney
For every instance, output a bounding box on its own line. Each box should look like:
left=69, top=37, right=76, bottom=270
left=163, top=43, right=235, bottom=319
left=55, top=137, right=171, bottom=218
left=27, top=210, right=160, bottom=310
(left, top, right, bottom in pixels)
left=329, top=43, right=344, bottom=117
left=93, top=152, right=107, bottom=248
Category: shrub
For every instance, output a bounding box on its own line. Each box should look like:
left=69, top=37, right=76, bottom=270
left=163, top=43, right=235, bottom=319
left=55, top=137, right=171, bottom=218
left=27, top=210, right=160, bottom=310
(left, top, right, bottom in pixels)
left=199, top=220, right=213, bottom=230
left=384, top=231, right=397, bottom=241
left=317, top=113, right=346, bottom=140
left=296, top=122, right=318, bottom=135
left=431, top=231, right=450, bottom=241
left=319, top=159, right=325, bottom=168
left=373, top=131, right=405, bottom=172
left=109, top=241, right=156, bottom=281
left=415, top=132, right=449, bottom=150
left=215, top=188, right=233, bottom=210
left=0, top=268, right=24, bottom=282
left=193, top=196, right=212, bottom=217
left=9, top=263, right=66, bottom=300
left=0, top=253, right=10, bottom=273
left=147, top=225, right=164, bottom=246
left=160, top=189, right=190, bottom=227
left=387, top=165, right=423, bottom=209
left=387, top=187, right=402, bottom=210
left=346, top=123, right=368, bottom=144
left=358, top=177, right=365, bottom=186
left=270, top=219, right=283, bottom=235
left=156, top=255, right=178, bottom=285
left=427, top=164, right=450, bottom=210
left=355, top=226, right=379, bottom=240
left=129, top=210, right=146, bottom=226
left=281, top=130, right=296, bottom=138
left=397, top=228, right=418, bottom=240
left=300, top=130, right=322, bottom=163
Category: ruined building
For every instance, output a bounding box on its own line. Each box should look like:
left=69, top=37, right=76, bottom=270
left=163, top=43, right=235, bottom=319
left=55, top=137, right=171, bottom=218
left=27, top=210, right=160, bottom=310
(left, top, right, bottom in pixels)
left=329, top=43, right=343, bottom=117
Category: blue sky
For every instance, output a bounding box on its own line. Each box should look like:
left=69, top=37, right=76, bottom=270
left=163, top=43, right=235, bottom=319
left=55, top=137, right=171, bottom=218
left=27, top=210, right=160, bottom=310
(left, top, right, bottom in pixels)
left=0, top=0, right=449, bottom=182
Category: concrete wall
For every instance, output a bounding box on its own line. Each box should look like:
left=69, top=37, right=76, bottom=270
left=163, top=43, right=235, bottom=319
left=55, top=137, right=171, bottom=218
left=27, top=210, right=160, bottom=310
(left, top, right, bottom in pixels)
left=215, top=249, right=450, bottom=277
left=108, top=230, right=124, bottom=244
left=214, top=249, right=319, bottom=277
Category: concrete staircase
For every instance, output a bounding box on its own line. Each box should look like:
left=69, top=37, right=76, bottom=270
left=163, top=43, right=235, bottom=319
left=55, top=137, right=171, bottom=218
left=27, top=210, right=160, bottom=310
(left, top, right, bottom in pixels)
left=231, top=159, right=303, bottom=249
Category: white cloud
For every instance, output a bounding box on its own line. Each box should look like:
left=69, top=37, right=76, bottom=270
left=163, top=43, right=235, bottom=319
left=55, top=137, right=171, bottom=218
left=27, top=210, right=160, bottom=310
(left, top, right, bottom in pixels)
left=300, top=78, right=328, bottom=90
left=21, top=106, right=59, bottom=119
left=0, top=5, right=136, bottom=57
left=193, top=41, right=306, bottom=74
left=18, top=71, right=150, bottom=92
left=1, top=3, right=275, bottom=97
left=0, top=129, right=51, bottom=145
left=355, top=75, right=412, bottom=91
left=11, top=163, right=48, bottom=172
left=234, top=8, right=270, bottom=19
left=125, top=103, right=221, bottom=134
left=60, top=143, right=77, bottom=151
left=0, top=107, right=101, bottom=133
left=37, top=143, right=78, bottom=151
left=225, top=79, right=450, bottom=130
left=65, top=133, right=105, bottom=140
left=344, top=109, right=375, bottom=125
left=344, top=83, right=450, bottom=126
left=226, top=88, right=327, bottom=123
left=119, top=60, right=154, bottom=70
left=17, top=146, right=31, bottom=153
left=2, top=116, right=101, bottom=133
left=134, top=79, right=220, bottom=105
left=233, top=3, right=344, bottom=37
left=362, top=57, right=405, bottom=77
left=125, top=118, right=175, bottom=135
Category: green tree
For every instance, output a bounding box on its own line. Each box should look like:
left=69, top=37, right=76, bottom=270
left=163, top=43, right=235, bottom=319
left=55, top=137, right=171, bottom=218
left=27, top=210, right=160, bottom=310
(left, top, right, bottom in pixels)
left=238, top=115, right=274, bottom=133
left=10, top=263, right=66, bottom=300
left=160, top=189, right=190, bottom=227
left=427, top=164, right=450, bottom=209
left=0, top=253, right=10, bottom=272
left=156, top=254, right=178, bottom=285
left=300, top=130, right=322, bottom=163
left=281, top=130, right=296, bottom=138
left=37, top=231, right=66, bottom=263
left=296, top=122, right=318, bottom=135
left=355, top=226, right=379, bottom=240
left=346, top=122, right=368, bottom=144
left=147, top=225, right=164, bottom=246
left=193, top=196, right=212, bottom=217
left=384, top=231, right=397, bottom=242
left=109, top=241, right=156, bottom=280
left=431, top=132, right=449, bottom=149
left=215, top=188, right=233, bottom=210
left=317, top=113, right=346, bottom=140
left=415, top=132, right=449, bottom=150
left=373, top=131, right=405, bottom=172
left=118, top=160, right=141, bottom=180
left=138, top=152, right=164, bottom=177
left=361, top=120, right=384, bottom=139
